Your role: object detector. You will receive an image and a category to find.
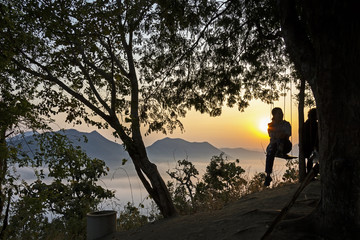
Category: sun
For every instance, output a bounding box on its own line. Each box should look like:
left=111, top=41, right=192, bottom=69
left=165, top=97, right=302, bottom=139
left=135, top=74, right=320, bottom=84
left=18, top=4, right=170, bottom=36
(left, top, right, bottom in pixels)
left=258, top=117, right=271, bottom=135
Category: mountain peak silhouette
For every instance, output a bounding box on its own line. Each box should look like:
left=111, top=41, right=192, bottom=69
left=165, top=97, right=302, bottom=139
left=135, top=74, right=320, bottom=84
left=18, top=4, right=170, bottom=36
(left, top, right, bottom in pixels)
left=10, top=129, right=264, bottom=167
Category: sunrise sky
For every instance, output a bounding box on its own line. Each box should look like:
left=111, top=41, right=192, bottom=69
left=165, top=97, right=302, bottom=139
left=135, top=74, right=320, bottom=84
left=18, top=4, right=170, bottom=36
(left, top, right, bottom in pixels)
left=141, top=98, right=301, bottom=150
left=53, top=95, right=305, bottom=151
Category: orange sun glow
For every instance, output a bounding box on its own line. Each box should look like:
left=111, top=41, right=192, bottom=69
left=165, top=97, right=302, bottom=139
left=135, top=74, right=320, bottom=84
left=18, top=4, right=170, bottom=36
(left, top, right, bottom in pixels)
left=258, top=117, right=270, bottom=135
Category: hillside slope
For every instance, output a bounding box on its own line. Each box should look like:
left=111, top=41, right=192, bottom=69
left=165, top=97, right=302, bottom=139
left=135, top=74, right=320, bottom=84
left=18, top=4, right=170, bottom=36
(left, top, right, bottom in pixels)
left=108, top=181, right=321, bottom=240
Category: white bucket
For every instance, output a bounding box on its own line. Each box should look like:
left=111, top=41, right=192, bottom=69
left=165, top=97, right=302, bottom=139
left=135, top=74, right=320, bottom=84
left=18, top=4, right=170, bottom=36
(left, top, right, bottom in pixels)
left=87, top=210, right=116, bottom=240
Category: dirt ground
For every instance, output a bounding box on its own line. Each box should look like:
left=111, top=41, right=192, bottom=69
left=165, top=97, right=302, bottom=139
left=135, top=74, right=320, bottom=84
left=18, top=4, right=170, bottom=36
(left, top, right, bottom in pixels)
left=104, top=180, right=321, bottom=240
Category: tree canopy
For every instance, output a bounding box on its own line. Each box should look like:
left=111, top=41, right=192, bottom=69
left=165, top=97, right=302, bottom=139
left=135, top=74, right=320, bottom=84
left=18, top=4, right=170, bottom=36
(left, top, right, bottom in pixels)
left=4, top=1, right=359, bottom=237
left=2, top=0, right=291, bottom=136
left=1, top=0, right=294, bottom=217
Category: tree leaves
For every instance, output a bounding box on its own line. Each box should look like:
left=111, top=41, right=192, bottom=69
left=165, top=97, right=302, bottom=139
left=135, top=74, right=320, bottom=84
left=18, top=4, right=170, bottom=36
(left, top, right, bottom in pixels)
left=5, top=0, right=293, bottom=138
left=4, top=131, right=114, bottom=239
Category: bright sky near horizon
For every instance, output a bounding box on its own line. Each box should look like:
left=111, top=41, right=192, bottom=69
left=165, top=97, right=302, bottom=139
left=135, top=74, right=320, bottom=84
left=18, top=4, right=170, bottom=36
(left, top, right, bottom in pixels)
left=52, top=95, right=305, bottom=151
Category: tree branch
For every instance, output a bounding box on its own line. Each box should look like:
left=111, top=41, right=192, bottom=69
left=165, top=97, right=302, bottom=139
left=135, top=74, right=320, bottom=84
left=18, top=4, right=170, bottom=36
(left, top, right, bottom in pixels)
left=98, top=37, right=124, bottom=113
left=114, top=2, right=141, bottom=137
left=5, top=131, right=14, bottom=139
left=13, top=51, right=110, bottom=123
left=108, top=39, right=117, bottom=114
left=277, top=0, right=315, bottom=84
left=145, top=1, right=233, bottom=102
left=75, top=43, right=113, bottom=82
left=0, top=192, right=11, bottom=239
left=134, top=164, right=157, bottom=202
left=14, top=48, right=134, bottom=147
left=98, top=37, right=129, bottom=78
left=74, top=58, right=113, bottom=115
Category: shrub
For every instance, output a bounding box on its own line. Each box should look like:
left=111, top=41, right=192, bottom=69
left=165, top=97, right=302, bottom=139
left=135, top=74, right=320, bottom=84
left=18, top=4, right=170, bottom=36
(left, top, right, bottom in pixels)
left=117, top=202, right=149, bottom=231
left=282, top=158, right=299, bottom=184
left=168, top=153, right=248, bottom=213
left=3, top=132, right=114, bottom=240
left=166, top=159, right=199, bottom=214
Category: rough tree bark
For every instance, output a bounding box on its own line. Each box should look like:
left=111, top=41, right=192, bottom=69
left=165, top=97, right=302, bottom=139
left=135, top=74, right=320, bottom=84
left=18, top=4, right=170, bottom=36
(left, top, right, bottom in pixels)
left=105, top=115, right=177, bottom=218
left=278, top=0, right=360, bottom=238
left=122, top=36, right=178, bottom=218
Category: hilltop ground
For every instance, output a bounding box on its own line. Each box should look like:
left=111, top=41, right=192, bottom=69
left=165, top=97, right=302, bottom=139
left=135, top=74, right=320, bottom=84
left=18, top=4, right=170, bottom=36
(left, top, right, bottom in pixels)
left=105, top=180, right=322, bottom=240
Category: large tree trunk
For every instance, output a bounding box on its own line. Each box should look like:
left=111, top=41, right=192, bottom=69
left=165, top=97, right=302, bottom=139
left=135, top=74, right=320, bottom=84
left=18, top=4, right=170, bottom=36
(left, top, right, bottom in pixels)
left=278, top=0, right=360, bottom=238
left=125, top=137, right=178, bottom=218
left=315, top=65, right=360, bottom=238
left=311, top=25, right=360, bottom=237
left=108, top=117, right=177, bottom=218
left=114, top=38, right=178, bottom=218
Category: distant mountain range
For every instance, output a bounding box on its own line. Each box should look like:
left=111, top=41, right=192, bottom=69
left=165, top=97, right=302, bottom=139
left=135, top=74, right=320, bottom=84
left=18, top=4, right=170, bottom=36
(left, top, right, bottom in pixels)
left=8, top=129, right=265, bottom=169
left=8, top=129, right=129, bottom=168
left=148, top=137, right=223, bottom=162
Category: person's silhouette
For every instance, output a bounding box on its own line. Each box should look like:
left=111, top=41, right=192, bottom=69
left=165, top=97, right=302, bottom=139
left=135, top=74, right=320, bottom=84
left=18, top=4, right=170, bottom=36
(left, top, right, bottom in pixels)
left=303, top=108, right=319, bottom=176
left=264, top=107, right=292, bottom=186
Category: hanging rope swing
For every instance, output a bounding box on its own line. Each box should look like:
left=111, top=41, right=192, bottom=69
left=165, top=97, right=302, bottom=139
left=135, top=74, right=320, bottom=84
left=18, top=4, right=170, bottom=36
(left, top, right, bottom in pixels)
left=267, top=82, right=297, bottom=160
left=282, top=81, right=296, bottom=159
left=283, top=81, right=293, bottom=150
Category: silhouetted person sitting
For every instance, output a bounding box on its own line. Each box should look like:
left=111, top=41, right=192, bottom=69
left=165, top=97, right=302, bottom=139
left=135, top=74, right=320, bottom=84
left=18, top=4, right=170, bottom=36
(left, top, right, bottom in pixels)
left=264, top=107, right=292, bottom=186
left=303, top=108, right=319, bottom=176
